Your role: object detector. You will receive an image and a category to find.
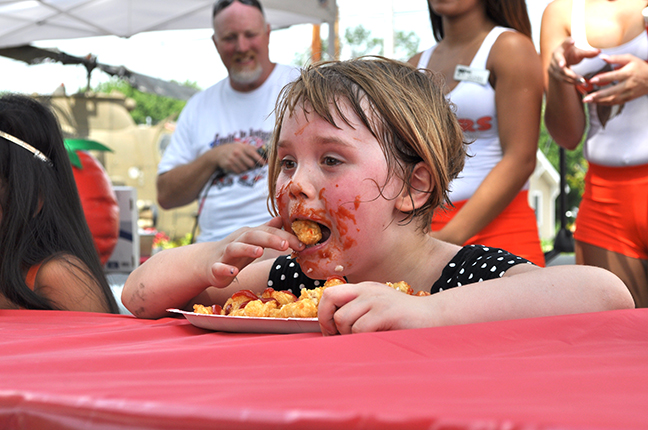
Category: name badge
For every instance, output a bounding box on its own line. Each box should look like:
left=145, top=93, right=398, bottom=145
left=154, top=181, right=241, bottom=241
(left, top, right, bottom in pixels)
left=454, top=65, right=490, bottom=86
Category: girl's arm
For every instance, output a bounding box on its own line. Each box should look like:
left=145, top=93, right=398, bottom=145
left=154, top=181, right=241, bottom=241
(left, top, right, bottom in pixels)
left=432, top=32, right=543, bottom=245
left=425, top=264, right=634, bottom=326
left=540, top=0, right=591, bottom=150
left=122, top=217, right=304, bottom=319
left=318, top=264, right=634, bottom=335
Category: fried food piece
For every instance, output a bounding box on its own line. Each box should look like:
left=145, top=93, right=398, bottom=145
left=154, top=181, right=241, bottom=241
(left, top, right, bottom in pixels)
left=261, top=288, right=298, bottom=306
left=193, top=304, right=214, bottom=314
left=223, top=290, right=259, bottom=314
left=299, top=286, right=327, bottom=305
left=291, top=219, right=322, bottom=245
left=194, top=278, right=430, bottom=319
left=230, top=299, right=280, bottom=317
left=276, top=299, right=319, bottom=318
left=323, top=276, right=346, bottom=287
left=386, top=281, right=431, bottom=296
left=192, top=304, right=223, bottom=315
left=387, top=281, right=413, bottom=295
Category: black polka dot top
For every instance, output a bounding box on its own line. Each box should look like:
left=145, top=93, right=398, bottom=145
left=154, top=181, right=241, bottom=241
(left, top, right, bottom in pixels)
left=267, top=245, right=534, bottom=296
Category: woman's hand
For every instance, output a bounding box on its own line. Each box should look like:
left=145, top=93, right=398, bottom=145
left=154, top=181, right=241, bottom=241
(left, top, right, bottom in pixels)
left=548, top=37, right=600, bottom=85
left=582, top=54, right=648, bottom=105
left=318, top=283, right=435, bottom=335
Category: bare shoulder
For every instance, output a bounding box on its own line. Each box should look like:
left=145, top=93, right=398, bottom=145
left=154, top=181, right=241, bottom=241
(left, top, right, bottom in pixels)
left=543, top=0, right=572, bottom=21
left=489, top=32, right=542, bottom=81
left=35, top=255, right=108, bottom=312
left=490, top=31, right=538, bottom=60
left=541, top=0, right=572, bottom=37
left=407, top=51, right=423, bottom=68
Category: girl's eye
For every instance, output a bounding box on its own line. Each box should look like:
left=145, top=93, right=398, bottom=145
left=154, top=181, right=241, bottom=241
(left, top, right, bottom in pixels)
left=280, top=159, right=296, bottom=170
left=322, top=156, right=341, bottom=167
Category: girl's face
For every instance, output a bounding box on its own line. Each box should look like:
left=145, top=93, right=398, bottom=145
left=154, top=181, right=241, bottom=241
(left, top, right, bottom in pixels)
left=275, top=101, right=403, bottom=280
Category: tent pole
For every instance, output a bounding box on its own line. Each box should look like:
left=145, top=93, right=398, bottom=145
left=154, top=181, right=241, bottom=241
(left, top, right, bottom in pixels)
left=311, top=24, right=321, bottom=63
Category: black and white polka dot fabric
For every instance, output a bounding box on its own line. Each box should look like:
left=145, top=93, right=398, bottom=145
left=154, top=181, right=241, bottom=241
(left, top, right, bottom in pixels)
left=268, top=255, right=326, bottom=296
left=429, top=245, right=534, bottom=293
left=267, top=245, right=534, bottom=296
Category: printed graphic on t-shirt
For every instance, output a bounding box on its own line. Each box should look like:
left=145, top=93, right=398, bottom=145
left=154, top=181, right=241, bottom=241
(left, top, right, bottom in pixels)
left=208, top=129, right=271, bottom=189
left=458, top=116, right=492, bottom=133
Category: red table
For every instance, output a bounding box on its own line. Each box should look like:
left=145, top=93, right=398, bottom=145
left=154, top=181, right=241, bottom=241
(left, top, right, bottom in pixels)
left=1, top=308, right=647, bottom=430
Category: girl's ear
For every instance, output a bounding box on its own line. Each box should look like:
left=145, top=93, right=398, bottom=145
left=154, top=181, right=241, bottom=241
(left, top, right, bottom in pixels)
left=395, top=162, right=434, bottom=213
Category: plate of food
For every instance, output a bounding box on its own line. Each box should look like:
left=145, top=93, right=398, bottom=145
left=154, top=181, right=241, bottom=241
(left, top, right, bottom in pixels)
left=167, top=308, right=320, bottom=334
left=167, top=260, right=427, bottom=334
left=165, top=278, right=342, bottom=334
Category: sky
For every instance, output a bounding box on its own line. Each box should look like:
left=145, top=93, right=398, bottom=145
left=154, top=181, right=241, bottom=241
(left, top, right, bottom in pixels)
left=0, top=0, right=552, bottom=95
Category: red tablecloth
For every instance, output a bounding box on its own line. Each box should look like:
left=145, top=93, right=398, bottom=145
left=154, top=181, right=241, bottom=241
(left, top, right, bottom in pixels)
left=0, top=308, right=647, bottom=430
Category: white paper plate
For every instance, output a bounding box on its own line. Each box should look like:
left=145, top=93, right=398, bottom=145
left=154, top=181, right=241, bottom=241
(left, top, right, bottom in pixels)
left=167, top=309, right=320, bottom=334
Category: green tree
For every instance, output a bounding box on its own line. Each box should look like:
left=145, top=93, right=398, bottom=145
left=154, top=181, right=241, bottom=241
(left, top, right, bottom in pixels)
left=93, top=79, right=200, bottom=125
left=345, top=25, right=384, bottom=58
left=538, top=103, right=587, bottom=228
left=393, top=30, right=421, bottom=61
left=293, top=25, right=420, bottom=66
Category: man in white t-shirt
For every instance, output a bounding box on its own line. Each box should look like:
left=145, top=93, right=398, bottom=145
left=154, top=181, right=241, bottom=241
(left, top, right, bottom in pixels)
left=157, top=0, right=299, bottom=243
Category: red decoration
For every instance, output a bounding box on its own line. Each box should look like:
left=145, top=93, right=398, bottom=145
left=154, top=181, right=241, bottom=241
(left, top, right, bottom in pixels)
left=72, top=151, right=119, bottom=265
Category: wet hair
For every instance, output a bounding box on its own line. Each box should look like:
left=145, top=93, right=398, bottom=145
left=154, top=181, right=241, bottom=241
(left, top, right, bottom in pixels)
left=267, top=56, right=467, bottom=230
left=0, top=93, right=118, bottom=312
left=428, top=0, right=532, bottom=41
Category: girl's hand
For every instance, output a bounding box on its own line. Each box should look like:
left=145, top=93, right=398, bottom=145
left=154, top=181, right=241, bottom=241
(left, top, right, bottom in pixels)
left=208, top=217, right=304, bottom=288
left=318, top=283, right=434, bottom=335
left=548, top=37, right=600, bottom=85
left=582, top=54, right=648, bottom=105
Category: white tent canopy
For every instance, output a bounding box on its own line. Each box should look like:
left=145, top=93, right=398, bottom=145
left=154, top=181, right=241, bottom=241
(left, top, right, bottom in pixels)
left=0, top=0, right=337, bottom=55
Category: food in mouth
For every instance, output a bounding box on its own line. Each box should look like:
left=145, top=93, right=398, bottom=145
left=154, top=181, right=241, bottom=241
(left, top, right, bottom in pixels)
left=192, top=277, right=430, bottom=318
left=291, top=219, right=322, bottom=245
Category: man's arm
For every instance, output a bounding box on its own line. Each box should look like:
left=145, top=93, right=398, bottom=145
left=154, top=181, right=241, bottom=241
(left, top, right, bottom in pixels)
left=157, top=148, right=220, bottom=209
left=157, top=143, right=266, bottom=209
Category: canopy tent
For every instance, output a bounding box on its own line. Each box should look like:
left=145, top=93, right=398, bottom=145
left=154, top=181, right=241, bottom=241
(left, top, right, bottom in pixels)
left=0, top=0, right=337, bottom=99
left=0, top=0, right=338, bottom=55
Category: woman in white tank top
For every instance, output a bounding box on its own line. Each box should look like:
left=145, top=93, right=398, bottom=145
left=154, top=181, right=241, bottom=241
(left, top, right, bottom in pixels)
left=541, top=0, right=648, bottom=307
left=408, top=0, right=545, bottom=266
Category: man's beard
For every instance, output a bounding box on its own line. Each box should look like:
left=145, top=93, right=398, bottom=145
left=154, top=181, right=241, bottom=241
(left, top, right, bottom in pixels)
left=230, top=63, right=264, bottom=86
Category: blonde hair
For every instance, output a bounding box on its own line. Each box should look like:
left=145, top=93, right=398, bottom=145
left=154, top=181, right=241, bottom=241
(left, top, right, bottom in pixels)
left=268, top=56, right=467, bottom=229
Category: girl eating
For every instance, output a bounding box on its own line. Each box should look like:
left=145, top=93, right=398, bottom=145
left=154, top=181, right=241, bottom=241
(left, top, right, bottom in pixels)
left=122, top=57, right=633, bottom=333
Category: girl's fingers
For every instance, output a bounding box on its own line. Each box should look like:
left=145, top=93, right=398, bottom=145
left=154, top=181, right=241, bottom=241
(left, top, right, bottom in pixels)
left=210, top=262, right=239, bottom=287
left=318, top=286, right=359, bottom=336
left=222, top=241, right=264, bottom=260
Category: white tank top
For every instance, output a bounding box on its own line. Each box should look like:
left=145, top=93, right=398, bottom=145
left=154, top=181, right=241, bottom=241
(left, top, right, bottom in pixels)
left=570, top=0, right=648, bottom=166
left=418, top=27, right=527, bottom=202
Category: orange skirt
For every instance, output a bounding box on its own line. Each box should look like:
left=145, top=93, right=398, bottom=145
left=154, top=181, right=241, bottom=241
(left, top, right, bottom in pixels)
left=574, top=162, right=648, bottom=259
left=431, top=190, right=545, bottom=266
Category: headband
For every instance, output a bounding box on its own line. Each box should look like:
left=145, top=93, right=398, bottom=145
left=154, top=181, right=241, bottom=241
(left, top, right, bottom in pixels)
left=0, top=130, right=53, bottom=167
